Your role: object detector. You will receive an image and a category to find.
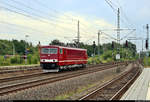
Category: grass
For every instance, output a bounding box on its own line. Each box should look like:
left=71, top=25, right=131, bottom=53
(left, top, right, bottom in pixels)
left=0, top=63, right=40, bottom=67
left=53, top=82, right=102, bottom=100
left=144, top=66, right=150, bottom=68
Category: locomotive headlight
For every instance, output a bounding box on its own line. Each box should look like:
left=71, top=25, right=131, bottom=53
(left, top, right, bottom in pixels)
left=41, top=59, right=58, bottom=62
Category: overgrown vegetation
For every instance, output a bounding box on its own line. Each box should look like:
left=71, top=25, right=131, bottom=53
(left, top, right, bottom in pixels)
left=0, top=39, right=39, bottom=66
left=0, top=39, right=140, bottom=66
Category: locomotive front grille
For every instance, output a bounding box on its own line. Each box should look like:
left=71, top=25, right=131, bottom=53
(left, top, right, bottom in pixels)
left=41, top=63, right=58, bottom=69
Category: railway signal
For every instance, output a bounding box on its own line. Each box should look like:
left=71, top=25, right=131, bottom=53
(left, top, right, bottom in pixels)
left=93, top=41, right=96, bottom=56
left=112, top=41, right=114, bottom=49
left=146, top=39, right=148, bottom=49
left=125, top=40, right=128, bottom=47
left=93, top=41, right=96, bottom=48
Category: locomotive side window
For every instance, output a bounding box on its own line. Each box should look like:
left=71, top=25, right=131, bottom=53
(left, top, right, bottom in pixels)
left=60, top=48, right=63, bottom=54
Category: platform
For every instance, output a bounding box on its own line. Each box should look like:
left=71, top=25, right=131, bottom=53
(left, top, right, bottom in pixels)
left=121, top=68, right=150, bottom=100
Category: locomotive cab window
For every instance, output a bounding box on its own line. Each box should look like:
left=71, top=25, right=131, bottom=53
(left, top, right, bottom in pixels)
left=41, top=48, right=49, bottom=54
left=41, top=48, right=58, bottom=54
left=50, top=48, right=57, bottom=54
left=60, top=48, right=63, bottom=54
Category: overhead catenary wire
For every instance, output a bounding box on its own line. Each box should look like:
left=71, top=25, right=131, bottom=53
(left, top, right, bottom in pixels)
left=0, top=7, right=79, bottom=45
left=6, top=0, right=76, bottom=25
left=101, top=31, right=117, bottom=41
left=105, top=0, right=117, bottom=14
left=31, top=0, right=97, bottom=37
left=1, top=0, right=124, bottom=45
left=104, top=0, right=139, bottom=42
left=120, top=30, right=136, bottom=40
left=20, top=0, right=99, bottom=39
left=0, top=6, right=62, bottom=33
left=108, top=0, right=145, bottom=35
left=114, top=1, right=146, bottom=43
left=0, top=21, right=69, bottom=38
left=0, top=2, right=77, bottom=33
left=0, top=21, right=69, bottom=45
left=6, top=0, right=98, bottom=42
left=34, top=0, right=79, bottom=22
left=0, top=6, right=94, bottom=44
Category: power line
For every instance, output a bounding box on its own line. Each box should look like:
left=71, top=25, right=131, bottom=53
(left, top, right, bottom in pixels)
left=80, top=22, right=97, bottom=34
left=100, top=31, right=117, bottom=40
left=105, top=0, right=117, bottom=14
left=33, top=0, right=97, bottom=36
left=0, top=2, right=77, bottom=33
left=1, top=6, right=94, bottom=44
left=32, top=0, right=97, bottom=36
left=0, top=21, right=73, bottom=44
left=109, top=0, right=145, bottom=35
left=105, top=0, right=132, bottom=30
left=35, top=0, right=79, bottom=22
left=120, top=29, right=136, bottom=40
left=0, top=21, right=66, bottom=37
left=21, top=0, right=98, bottom=40
left=6, top=0, right=76, bottom=25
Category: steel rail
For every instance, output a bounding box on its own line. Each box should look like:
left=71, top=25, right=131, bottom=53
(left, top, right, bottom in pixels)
left=0, top=67, right=41, bottom=74
left=110, top=67, right=141, bottom=100
left=0, top=62, right=126, bottom=96
left=0, top=62, right=126, bottom=83
left=0, top=61, right=128, bottom=74
left=79, top=65, right=140, bottom=100
left=0, top=72, right=45, bottom=83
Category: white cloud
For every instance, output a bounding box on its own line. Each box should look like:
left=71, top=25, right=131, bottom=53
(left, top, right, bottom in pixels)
left=0, top=9, right=115, bottom=45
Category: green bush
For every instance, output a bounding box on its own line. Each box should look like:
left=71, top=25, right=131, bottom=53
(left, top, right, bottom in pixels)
left=10, top=56, right=17, bottom=64
left=10, top=55, right=22, bottom=64
left=0, top=56, right=4, bottom=65
left=20, top=56, right=24, bottom=64
left=27, top=54, right=32, bottom=64
left=143, top=57, right=150, bottom=66
left=31, top=56, right=38, bottom=64
left=2, top=58, right=10, bottom=66
left=87, top=58, right=93, bottom=65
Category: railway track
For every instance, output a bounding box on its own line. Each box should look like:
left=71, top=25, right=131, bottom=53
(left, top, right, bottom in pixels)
left=0, top=62, right=126, bottom=83
left=0, top=62, right=127, bottom=96
left=0, top=66, right=42, bottom=74
left=79, top=64, right=141, bottom=100
left=0, top=61, right=126, bottom=80
left=0, top=61, right=128, bottom=74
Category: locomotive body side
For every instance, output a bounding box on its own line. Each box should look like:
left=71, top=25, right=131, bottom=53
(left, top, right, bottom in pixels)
left=40, top=45, right=87, bottom=72
left=58, top=47, right=87, bottom=69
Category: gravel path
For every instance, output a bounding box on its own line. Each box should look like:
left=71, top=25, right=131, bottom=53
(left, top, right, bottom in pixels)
left=0, top=64, right=132, bottom=100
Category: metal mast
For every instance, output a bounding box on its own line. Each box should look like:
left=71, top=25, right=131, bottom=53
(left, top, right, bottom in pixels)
left=146, top=24, right=149, bottom=66
left=77, top=20, right=80, bottom=48
left=98, top=31, right=101, bottom=57
left=117, top=8, right=120, bottom=52
left=146, top=24, right=149, bottom=49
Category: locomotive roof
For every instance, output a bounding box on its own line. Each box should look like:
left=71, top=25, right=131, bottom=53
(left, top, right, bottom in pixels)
left=41, top=45, right=87, bottom=51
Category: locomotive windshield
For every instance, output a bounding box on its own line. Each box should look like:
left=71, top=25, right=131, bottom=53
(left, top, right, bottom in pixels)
left=41, top=48, right=58, bottom=54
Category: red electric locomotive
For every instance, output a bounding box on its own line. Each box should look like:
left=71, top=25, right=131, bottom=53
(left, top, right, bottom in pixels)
left=40, top=45, right=88, bottom=72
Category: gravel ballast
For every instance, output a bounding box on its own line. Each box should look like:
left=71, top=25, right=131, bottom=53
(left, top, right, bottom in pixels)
left=0, top=64, right=132, bottom=100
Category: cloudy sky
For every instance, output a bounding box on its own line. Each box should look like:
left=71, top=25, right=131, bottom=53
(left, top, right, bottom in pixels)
left=0, top=0, right=149, bottom=52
